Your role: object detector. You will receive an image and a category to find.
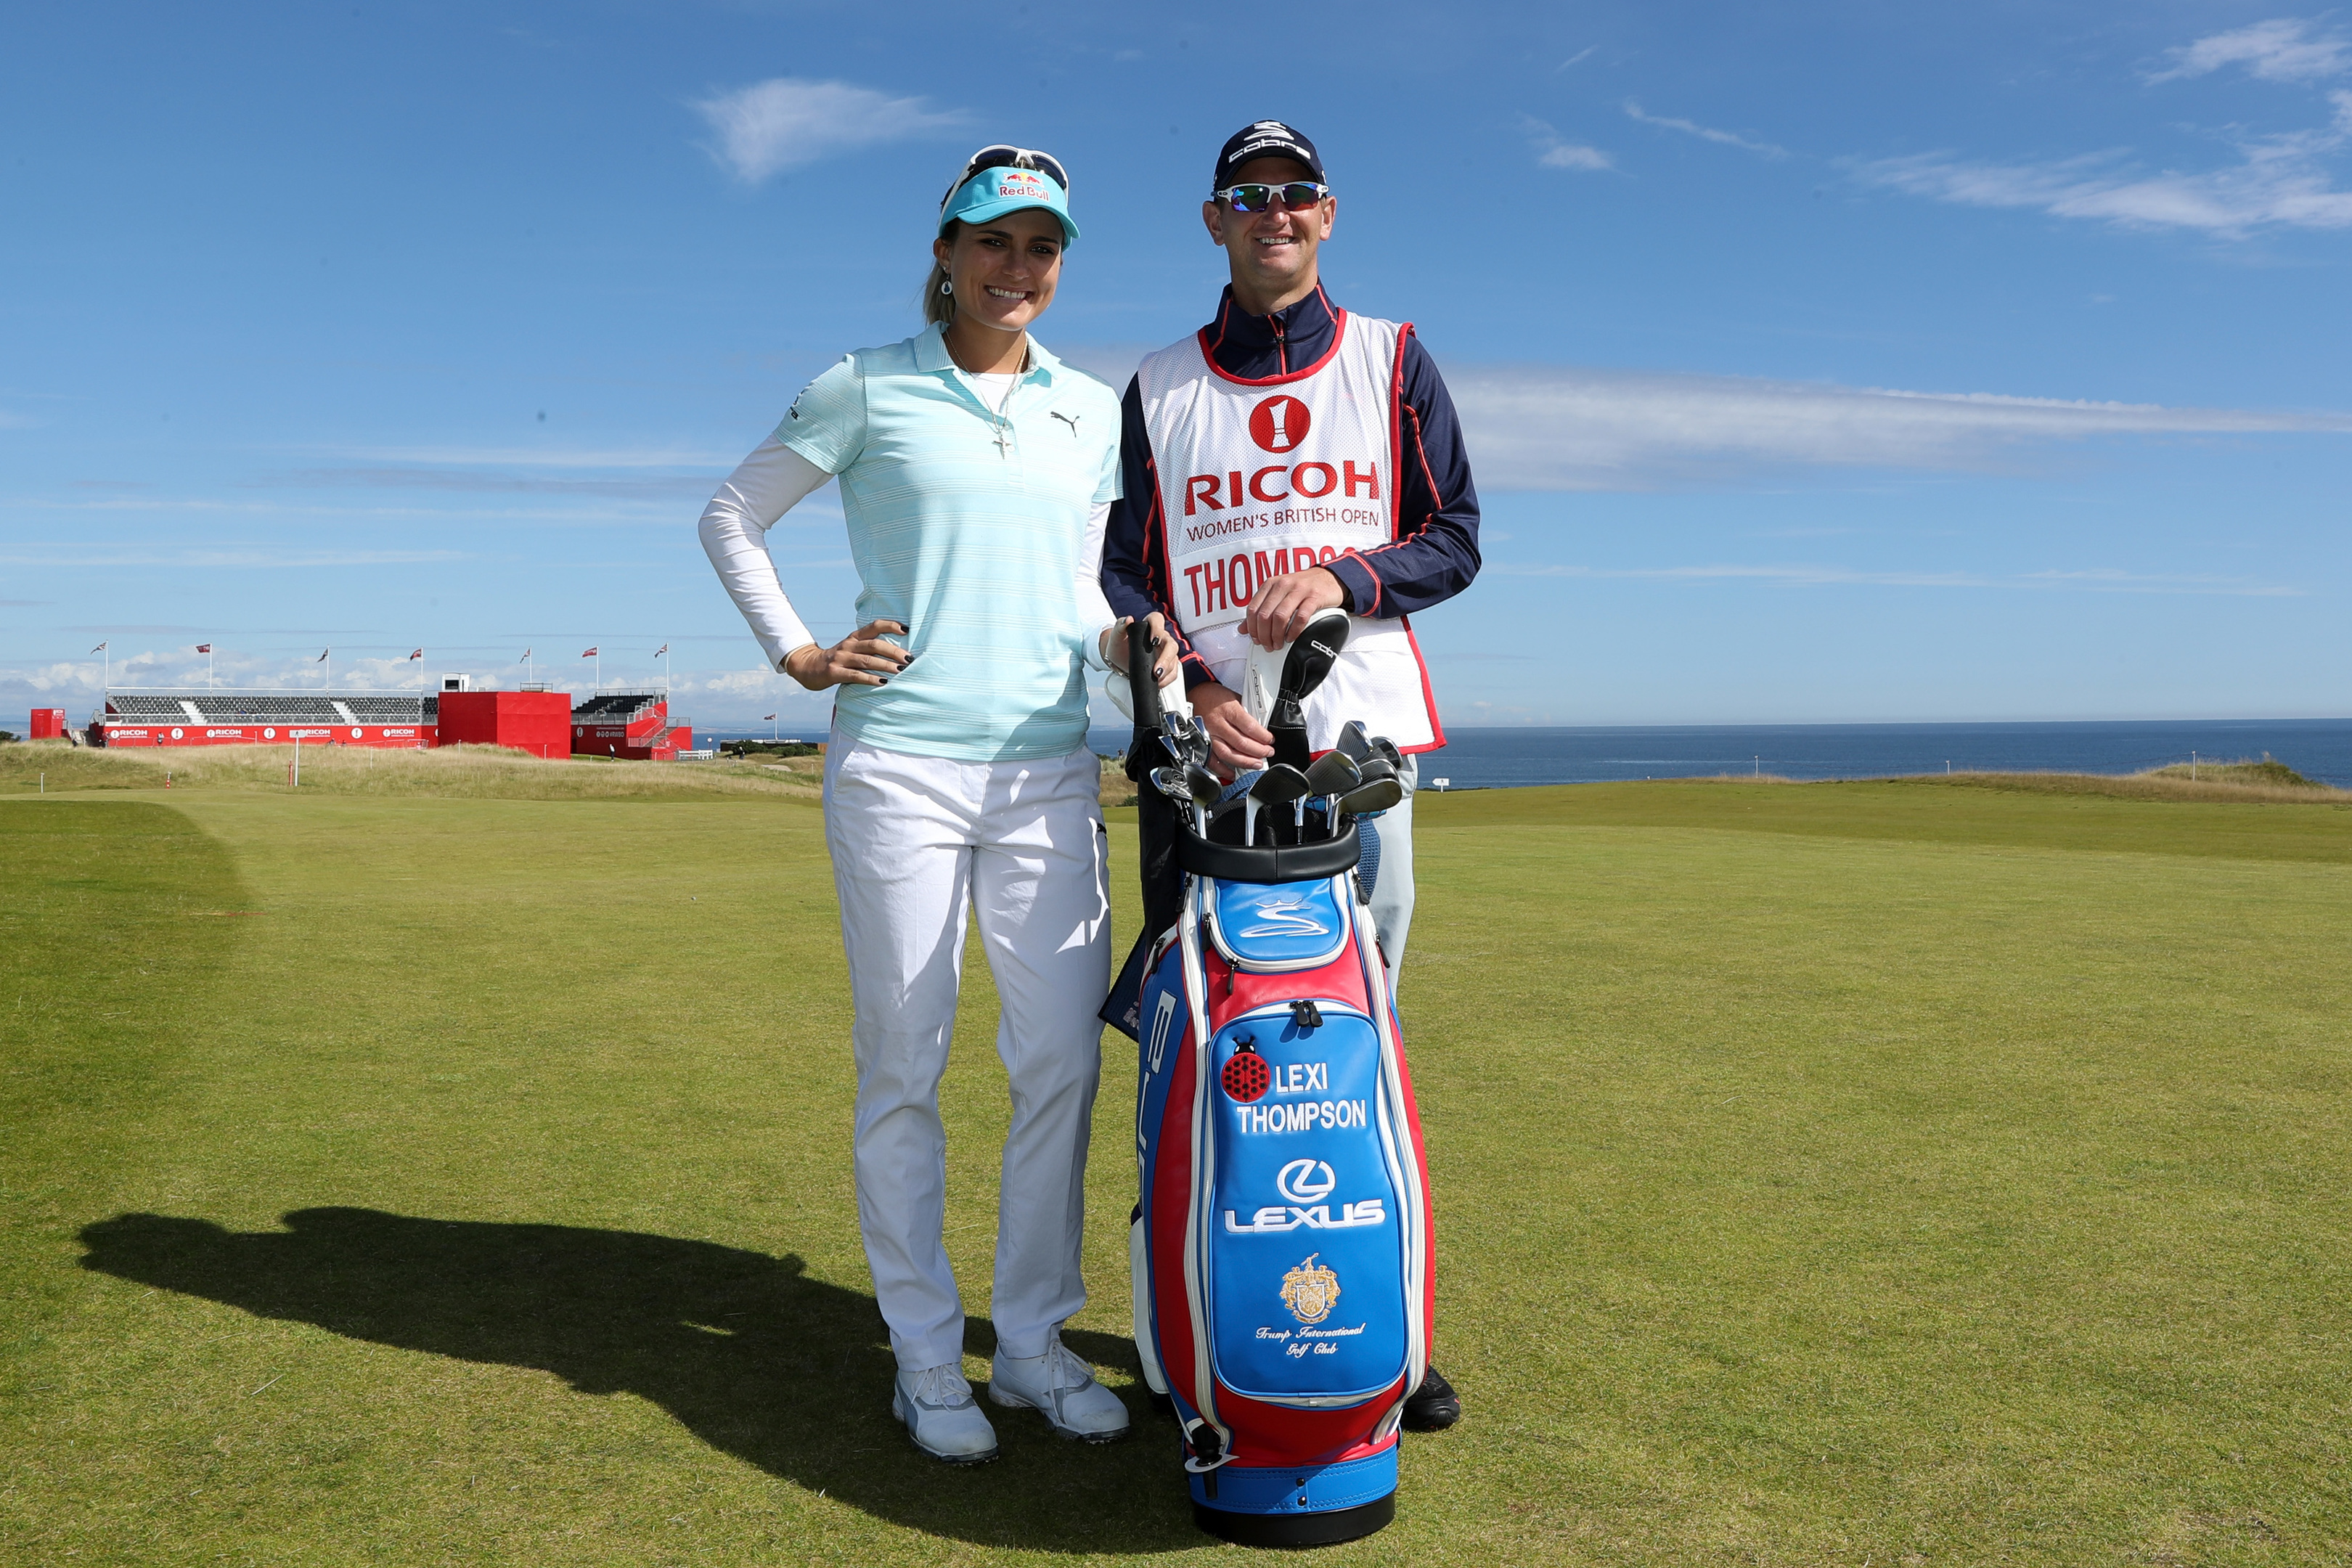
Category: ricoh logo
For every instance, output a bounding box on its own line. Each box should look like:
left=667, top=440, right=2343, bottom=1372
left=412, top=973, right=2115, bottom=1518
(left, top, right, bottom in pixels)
left=1183, top=462, right=1377, bottom=515
left=1248, top=394, right=1310, bottom=453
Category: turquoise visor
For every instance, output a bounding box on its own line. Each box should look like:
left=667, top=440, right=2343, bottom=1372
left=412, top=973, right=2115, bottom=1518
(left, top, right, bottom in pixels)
left=940, top=165, right=1078, bottom=245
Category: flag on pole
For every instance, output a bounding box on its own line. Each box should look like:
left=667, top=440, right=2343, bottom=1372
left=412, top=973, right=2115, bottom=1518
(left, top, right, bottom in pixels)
left=581, top=647, right=597, bottom=658
left=656, top=643, right=669, bottom=656
left=90, top=642, right=107, bottom=653
left=195, top=643, right=211, bottom=653
left=317, top=648, right=330, bottom=661
left=521, top=648, right=532, bottom=660
left=408, top=649, right=422, bottom=660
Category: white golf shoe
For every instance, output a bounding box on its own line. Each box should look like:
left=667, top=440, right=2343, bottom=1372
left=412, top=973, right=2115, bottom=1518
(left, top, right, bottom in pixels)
left=987, top=1336, right=1132, bottom=1443
left=891, top=1363, right=999, bottom=1465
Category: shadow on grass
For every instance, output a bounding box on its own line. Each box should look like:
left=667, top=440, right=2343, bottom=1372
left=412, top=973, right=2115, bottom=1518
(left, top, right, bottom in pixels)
left=77, top=1207, right=1201, bottom=1553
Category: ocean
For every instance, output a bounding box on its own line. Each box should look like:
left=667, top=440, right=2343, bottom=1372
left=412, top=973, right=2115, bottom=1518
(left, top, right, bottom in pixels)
left=703, top=717, right=2352, bottom=791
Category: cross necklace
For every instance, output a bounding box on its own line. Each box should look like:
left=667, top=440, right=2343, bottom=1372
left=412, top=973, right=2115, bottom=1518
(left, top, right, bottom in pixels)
left=950, top=335, right=1028, bottom=458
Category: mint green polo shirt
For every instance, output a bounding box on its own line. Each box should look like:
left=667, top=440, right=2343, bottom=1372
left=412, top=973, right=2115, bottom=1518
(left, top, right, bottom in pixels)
left=777, top=322, right=1122, bottom=763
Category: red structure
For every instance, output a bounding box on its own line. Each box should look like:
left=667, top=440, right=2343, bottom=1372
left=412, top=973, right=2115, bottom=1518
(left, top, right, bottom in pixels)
left=437, top=690, right=571, bottom=759
left=571, top=690, right=692, bottom=760
left=80, top=686, right=692, bottom=762
left=28, top=709, right=66, bottom=740
left=93, top=691, right=438, bottom=749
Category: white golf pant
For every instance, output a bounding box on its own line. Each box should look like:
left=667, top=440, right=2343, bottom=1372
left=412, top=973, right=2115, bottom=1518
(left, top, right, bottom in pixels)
left=1367, top=754, right=1418, bottom=994
left=822, top=735, right=1113, bottom=1373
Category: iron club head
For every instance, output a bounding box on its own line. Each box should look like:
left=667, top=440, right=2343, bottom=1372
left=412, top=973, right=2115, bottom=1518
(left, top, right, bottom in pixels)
left=1301, top=749, right=1360, bottom=799
left=1334, top=776, right=1403, bottom=818
left=1243, top=763, right=1311, bottom=846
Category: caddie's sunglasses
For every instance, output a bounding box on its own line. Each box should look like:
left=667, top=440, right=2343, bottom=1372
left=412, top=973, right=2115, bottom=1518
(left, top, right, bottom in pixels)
left=944, top=144, right=1070, bottom=205
left=1214, top=181, right=1333, bottom=213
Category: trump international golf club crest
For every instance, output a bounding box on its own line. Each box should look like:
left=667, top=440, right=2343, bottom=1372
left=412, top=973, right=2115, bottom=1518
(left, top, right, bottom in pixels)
left=1281, top=1253, right=1341, bottom=1325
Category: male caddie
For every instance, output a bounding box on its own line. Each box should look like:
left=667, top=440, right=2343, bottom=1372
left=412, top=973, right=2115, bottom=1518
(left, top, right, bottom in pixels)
left=1100, top=118, right=1479, bottom=1432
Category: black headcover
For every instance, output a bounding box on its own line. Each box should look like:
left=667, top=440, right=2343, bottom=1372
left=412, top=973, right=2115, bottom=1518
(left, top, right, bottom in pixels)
left=1267, top=612, right=1349, bottom=769
left=1104, top=621, right=1185, bottom=1040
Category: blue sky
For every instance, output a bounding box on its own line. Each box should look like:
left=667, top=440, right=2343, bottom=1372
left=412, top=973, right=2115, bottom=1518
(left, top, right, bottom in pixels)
left=4, top=0, right=2348, bottom=731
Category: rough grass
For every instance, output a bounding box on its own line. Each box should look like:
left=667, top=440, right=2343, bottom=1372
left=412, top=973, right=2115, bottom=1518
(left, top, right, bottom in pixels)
left=4, top=740, right=1138, bottom=807
left=4, top=778, right=2349, bottom=1564
left=1656, top=765, right=2349, bottom=804
left=0, top=738, right=820, bottom=800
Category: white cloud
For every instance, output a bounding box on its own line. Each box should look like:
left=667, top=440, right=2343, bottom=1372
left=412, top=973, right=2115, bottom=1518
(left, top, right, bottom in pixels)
left=689, top=666, right=796, bottom=699
left=1624, top=100, right=1787, bottom=158
left=0, top=546, right=467, bottom=568
left=1437, top=360, right=2352, bottom=491
left=692, top=77, right=966, bottom=184
left=332, top=445, right=735, bottom=469
left=1860, top=23, right=2352, bottom=236
left=1520, top=115, right=1613, bottom=172
left=2147, top=17, right=2351, bottom=83
left=1490, top=562, right=2300, bottom=597
left=1856, top=104, right=2352, bottom=234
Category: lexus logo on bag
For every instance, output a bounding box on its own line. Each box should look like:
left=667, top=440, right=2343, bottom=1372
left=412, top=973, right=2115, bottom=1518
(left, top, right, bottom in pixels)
left=1249, top=394, right=1311, bottom=453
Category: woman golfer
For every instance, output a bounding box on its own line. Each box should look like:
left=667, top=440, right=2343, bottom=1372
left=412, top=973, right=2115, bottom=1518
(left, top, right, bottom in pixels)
left=698, top=147, right=1175, bottom=1464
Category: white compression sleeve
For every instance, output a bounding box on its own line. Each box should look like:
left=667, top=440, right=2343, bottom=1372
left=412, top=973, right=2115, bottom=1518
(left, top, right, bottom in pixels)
left=698, top=438, right=829, bottom=672
left=1077, top=497, right=1118, bottom=671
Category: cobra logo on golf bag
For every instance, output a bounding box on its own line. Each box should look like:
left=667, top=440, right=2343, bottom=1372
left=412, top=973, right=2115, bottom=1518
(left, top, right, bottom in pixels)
left=1237, top=892, right=1329, bottom=939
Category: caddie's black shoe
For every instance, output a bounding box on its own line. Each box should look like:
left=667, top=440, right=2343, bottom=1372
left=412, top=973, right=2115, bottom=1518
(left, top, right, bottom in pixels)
left=1402, top=1365, right=1461, bottom=1431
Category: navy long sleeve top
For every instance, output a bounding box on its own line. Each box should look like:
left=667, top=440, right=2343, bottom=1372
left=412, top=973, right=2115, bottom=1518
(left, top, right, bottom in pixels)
left=1100, top=283, right=1482, bottom=691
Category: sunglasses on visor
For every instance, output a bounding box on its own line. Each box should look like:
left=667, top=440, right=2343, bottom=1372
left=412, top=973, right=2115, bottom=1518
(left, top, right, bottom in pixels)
left=943, top=145, right=1069, bottom=207
left=1214, top=181, right=1332, bottom=213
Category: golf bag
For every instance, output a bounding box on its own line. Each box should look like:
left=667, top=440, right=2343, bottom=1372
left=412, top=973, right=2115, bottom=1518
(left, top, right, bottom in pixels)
left=1108, top=622, right=1433, bottom=1548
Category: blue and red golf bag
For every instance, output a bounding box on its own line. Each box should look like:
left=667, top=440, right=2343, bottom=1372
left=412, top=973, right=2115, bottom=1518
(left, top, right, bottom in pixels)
left=1105, top=623, right=1433, bottom=1547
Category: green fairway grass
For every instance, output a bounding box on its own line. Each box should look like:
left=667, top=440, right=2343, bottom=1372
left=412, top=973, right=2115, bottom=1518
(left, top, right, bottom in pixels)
left=4, top=777, right=2348, bottom=1564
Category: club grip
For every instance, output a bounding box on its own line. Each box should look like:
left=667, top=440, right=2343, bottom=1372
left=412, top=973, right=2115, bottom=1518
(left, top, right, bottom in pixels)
left=1126, top=619, right=1162, bottom=729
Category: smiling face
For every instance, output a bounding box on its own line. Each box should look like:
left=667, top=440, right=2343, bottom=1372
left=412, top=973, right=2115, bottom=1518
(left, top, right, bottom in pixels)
left=1202, top=155, right=1336, bottom=314
left=934, top=208, right=1065, bottom=338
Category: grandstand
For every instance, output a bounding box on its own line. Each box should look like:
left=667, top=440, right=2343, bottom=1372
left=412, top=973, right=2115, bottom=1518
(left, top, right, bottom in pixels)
left=571, top=688, right=692, bottom=761
left=93, top=688, right=438, bottom=750
left=86, top=684, right=689, bottom=760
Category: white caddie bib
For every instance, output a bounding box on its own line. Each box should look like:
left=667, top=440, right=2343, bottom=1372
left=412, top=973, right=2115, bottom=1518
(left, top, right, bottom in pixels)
left=1135, top=311, right=1442, bottom=752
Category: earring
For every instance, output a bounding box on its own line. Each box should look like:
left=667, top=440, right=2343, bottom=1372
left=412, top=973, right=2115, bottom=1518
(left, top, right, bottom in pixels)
left=940, top=279, right=952, bottom=294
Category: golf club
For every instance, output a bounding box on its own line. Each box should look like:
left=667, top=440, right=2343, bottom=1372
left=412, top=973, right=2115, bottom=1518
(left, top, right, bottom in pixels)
left=1334, top=720, right=1373, bottom=767
left=1245, top=764, right=1312, bottom=847
left=1185, top=762, right=1224, bottom=812
left=1244, top=608, right=1351, bottom=770
left=1334, top=775, right=1403, bottom=820
left=1300, top=750, right=1361, bottom=839
left=1150, top=765, right=1206, bottom=831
